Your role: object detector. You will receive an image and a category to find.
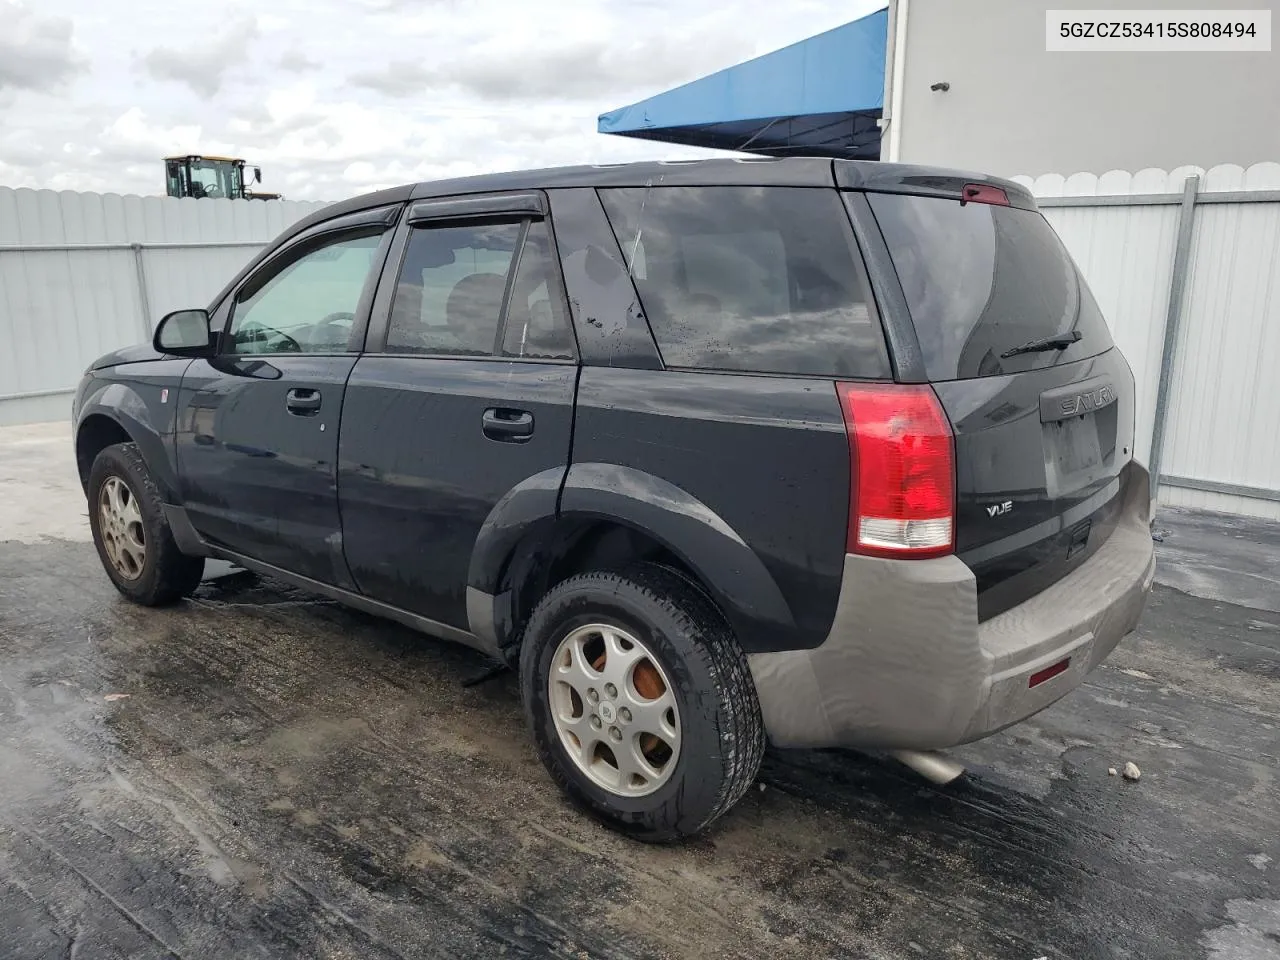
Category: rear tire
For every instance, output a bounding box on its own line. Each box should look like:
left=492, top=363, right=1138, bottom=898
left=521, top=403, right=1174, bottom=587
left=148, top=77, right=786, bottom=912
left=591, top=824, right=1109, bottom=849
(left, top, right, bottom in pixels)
left=520, top=565, right=765, bottom=841
left=88, top=442, right=205, bottom=606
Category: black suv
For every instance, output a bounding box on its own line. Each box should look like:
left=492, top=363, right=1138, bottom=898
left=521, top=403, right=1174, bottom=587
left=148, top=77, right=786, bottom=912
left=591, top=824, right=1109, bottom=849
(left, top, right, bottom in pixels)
left=73, top=158, right=1155, bottom=840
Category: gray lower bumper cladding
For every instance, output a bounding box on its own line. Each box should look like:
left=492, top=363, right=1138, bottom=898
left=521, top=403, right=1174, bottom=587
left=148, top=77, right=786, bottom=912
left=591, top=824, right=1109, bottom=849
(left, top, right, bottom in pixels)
left=749, top=463, right=1155, bottom=751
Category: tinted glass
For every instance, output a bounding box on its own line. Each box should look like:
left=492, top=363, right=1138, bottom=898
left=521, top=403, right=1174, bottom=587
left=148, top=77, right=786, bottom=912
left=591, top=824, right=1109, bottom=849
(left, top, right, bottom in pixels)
left=387, top=222, right=520, bottom=356
left=164, top=160, right=182, bottom=198
left=229, top=231, right=382, bottom=355
left=501, top=221, right=575, bottom=360
left=867, top=193, right=1115, bottom=381
left=188, top=159, right=240, bottom=199
left=600, top=187, right=890, bottom=378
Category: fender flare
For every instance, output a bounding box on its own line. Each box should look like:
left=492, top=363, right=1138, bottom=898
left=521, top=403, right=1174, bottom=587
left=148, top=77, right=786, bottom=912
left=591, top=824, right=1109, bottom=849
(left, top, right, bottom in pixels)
left=467, top=466, right=565, bottom=594
left=465, top=466, right=565, bottom=652
left=75, top=382, right=179, bottom=503
left=467, top=462, right=795, bottom=653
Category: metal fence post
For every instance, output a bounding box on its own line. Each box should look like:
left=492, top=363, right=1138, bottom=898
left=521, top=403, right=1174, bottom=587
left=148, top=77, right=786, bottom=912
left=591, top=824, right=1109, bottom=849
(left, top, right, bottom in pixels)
left=1146, top=174, right=1200, bottom=502
left=131, top=243, right=154, bottom=341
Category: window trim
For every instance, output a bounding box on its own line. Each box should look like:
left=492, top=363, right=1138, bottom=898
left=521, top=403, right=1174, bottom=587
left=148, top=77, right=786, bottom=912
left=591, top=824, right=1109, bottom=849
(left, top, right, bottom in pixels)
left=218, top=207, right=398, bottom=358
left=491, top=218, right=530, bottom=355
left=493, top=217, right=577, bottom=362
left=513, top=201, right=580, bottom=361
left=842, top=191, right=927, bottom=383
left=363, top=195, right=578, bottom=363
left=408, top=192, right=546, bottom=223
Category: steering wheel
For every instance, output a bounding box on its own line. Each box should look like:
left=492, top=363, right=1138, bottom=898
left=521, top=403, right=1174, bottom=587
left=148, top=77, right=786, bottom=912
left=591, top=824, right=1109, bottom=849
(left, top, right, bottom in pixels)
left=236, top=320, right=302, bottom=354
left=305, top=311, right=358, bottom=351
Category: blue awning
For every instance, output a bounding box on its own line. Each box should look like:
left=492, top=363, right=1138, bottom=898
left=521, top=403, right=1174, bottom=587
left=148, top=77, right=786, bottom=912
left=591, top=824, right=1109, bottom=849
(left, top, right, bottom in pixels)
left=598, top=8, right=888, bottom=160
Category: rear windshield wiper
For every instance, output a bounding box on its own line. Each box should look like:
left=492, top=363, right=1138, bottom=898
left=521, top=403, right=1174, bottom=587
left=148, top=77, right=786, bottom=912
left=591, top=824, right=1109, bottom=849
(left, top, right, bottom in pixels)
left=1000, top=330, right=1082, bottom=358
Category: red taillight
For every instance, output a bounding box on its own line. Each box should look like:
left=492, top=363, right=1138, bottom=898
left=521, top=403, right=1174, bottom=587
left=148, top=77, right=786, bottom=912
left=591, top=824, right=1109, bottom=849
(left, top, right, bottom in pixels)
left=961, top=183, right=1009, bottom=206
left=837, top=383, right=955, bottom=559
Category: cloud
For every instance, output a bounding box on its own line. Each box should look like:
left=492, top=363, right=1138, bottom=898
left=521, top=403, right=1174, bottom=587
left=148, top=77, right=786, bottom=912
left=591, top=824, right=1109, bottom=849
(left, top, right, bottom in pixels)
left=443, top=34, right=755, bottom=101
left=279, top=49, right=320, bottom=72
left=0, top=0, right=882, bottom=200
left=350, top=0, right=426, bottom=11
left=140, top=18, right=261, bottom=96
left=350, top=32, right=753, bottom=102
left=348, top=61, right=432, bottom=97
left=96, top=107, right=212, bottom=166
left=0, top=1, right=85, bottom=93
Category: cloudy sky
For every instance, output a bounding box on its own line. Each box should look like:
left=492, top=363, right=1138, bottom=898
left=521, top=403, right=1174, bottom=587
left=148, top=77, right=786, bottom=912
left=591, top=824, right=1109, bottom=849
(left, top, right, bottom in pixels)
left=0, top=0, right=883, bottom=201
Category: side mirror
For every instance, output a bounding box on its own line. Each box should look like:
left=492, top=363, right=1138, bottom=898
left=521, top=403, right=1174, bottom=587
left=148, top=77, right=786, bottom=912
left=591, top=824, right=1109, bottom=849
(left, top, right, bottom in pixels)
left=154, top=308, right=215, bottom=357
left=254, top=167, right=262, bottom=183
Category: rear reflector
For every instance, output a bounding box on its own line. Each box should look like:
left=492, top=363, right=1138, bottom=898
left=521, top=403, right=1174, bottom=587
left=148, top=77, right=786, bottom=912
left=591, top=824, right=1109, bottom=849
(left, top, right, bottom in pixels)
left=1029, top=658, right=1071, bottom=688
left=837, top=383, right=955, bottom=559
left=961, top=183, right=1010, bottom=206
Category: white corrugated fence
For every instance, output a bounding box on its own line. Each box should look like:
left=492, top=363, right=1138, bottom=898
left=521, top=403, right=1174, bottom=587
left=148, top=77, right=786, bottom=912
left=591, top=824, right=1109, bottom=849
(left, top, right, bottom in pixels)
left=1017, top=162, right=1280, bottom=520
left=0, top=189, right=328, bottom=425
left=1, top=168, right=1277, bottom=518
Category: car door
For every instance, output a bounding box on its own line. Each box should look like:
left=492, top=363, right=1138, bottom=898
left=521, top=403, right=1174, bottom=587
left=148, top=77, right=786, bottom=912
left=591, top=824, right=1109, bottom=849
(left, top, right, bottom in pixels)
left=338, top=193, right=578, bottom=629
left=175, top=205, right=398, bottom=585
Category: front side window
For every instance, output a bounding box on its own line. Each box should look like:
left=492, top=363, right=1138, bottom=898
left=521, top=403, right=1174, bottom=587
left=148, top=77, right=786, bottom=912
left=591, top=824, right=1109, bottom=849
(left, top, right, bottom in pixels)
left=599, top=186, right=890, bottom=379
left=387, top=219, right=574, bottom=359
left=228, top=231, right=383, bottom=355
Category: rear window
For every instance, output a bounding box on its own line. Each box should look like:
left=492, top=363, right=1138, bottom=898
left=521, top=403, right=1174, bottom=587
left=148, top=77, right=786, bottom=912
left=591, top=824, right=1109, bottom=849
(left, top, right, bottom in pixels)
left=599, top=187, right=891, bottom=379
left=867, top=193, right=1114, bottom=381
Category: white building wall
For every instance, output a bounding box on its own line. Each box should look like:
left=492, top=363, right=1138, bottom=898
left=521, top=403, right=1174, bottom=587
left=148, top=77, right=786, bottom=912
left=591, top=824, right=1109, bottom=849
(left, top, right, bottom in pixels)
left=888, top=0, right=1280, bottom=178
left=0, top=188, right=328, bottom=425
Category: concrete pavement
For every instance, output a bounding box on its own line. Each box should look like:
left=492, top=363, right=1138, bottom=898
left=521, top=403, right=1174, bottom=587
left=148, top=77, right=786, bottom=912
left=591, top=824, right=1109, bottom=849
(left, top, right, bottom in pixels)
left=2, top=421, right=1278, bottom=959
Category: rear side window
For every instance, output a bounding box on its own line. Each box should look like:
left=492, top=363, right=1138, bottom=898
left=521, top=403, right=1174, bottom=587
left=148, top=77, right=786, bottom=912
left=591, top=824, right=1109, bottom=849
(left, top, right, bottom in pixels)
left=386, top=220, right=574, bottom=359
left=501, top=221, right=576, bottom=360
left=599, top=187, right=890, bottom=379
left=867, top=193, right=1114, bottom=381
left=387, top=222, right=519, bottom=356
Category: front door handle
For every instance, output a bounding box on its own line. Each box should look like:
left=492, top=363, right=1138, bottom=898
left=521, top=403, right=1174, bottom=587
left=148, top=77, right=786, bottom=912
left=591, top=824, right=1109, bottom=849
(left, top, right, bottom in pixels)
left=482, top=407, right=534, bottom=442
left=286, top=388, right=322, bottom=415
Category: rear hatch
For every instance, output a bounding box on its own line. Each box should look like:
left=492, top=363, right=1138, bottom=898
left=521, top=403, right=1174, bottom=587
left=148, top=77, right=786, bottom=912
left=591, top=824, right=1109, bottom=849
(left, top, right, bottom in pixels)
left=863, top=186, right=1137, bottom=620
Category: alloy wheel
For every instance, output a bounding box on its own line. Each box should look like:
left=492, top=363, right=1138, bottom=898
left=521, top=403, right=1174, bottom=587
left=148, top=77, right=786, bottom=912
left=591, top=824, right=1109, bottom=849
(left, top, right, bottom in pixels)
left=548, top=623, right=681, bottom=797
left=98, top=475, right=146, bottom=580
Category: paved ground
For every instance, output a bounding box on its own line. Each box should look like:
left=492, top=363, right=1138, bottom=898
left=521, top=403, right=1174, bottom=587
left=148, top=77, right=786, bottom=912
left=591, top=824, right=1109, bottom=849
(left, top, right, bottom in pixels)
left=2, top=421, right=1278, bottom=960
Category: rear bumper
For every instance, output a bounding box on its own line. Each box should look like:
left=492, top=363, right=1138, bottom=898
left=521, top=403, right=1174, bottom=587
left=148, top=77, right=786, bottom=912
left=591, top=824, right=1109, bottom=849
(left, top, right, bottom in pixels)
left=748, top=462, right=1155, bottom=751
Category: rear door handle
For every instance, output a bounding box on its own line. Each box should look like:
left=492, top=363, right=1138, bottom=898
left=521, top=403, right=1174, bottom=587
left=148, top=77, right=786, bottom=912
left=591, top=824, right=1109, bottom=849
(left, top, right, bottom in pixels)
left=482, top=407, right=534, bottom=442
left=286, top=388, right=322, bottom=415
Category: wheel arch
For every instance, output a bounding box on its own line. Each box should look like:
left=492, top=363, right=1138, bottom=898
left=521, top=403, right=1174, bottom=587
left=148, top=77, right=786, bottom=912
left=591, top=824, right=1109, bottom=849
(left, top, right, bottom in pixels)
left=75, top=413, right=132, bottom=492
left=75, top=384, right=178, bottom=502
left=467, top=462, right=795, bottom=659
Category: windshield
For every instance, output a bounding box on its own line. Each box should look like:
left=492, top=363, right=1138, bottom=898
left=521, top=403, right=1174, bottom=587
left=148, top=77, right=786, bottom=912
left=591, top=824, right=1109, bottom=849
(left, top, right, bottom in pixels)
left=188, top=159, right=242, bottom=199
left=866, top=192, right=1114, bottom=381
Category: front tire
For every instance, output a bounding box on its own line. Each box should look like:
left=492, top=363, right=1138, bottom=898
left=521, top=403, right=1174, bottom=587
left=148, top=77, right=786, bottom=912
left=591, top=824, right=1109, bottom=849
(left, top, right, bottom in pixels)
left=88, top=442, right=204, bottom=606
left=520, top=565, right=765, bottom=841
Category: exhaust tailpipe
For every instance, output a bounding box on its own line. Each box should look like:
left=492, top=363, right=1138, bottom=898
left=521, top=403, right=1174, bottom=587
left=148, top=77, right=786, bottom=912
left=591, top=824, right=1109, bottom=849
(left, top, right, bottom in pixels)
left=891, top=750, right=966, bottom=785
